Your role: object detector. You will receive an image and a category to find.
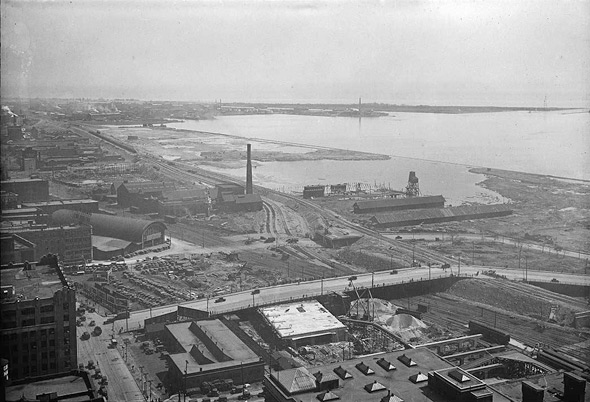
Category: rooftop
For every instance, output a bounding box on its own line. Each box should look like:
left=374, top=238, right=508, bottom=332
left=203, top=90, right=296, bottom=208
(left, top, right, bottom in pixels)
left=166, top=319, right=260, bottom=375
left=5, top=372, right=94, bottom=402
left=259, top=300, right=346, bottom=340
left=354, top=195, right=445, bottom=210
left=22, top=199, right=98, bottom=207
left=267, top=348, right=512, bottom=402
left=1, top=264, right=67, bottom=301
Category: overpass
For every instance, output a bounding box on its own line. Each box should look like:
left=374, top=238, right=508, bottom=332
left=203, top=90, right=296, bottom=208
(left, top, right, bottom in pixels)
left=111, top=264, right=590, bottom=334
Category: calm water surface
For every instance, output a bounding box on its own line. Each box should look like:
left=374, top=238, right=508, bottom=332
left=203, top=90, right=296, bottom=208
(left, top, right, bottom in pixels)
left=165, top=111, right=589, bottom=204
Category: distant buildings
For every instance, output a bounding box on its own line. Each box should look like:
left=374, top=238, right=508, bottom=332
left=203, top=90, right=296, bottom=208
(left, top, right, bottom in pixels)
left=0, top=260, right=77, bottom=381
left=0, top=179, right=49, bottom=203
left=51, top=209, right=167, bottom=260
left=0, top=224, right=92, bottom=265
left=353, top=195, right=446, bottom=214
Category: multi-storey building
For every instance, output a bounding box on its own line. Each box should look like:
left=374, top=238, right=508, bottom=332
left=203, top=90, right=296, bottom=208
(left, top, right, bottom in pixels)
left=0, top=224, right=92, bottom=265
left=0, top=260, right=77, bottom=381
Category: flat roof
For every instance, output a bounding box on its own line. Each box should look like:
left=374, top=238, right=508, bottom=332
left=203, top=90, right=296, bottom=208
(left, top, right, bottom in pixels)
left=259, top=300, right=346, bottom=340
left=166, top=320, right=260, bottom=375
left=1, top=265, right=67, bottom=301
left=267, top=348, right=512, bottom=402
left=22, top=199, right=98, bottom=207
left=5, top=373, right=92, bottom=402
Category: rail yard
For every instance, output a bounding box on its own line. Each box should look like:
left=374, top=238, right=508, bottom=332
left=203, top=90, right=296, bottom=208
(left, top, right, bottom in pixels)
left=2, top=105, right=589, bottom=402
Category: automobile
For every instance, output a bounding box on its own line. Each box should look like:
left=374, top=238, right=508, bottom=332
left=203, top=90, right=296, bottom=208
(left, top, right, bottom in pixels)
left=441, top=263, right=451, bottom=269
left=81, top=332, right=90, bottom=340
left=215, top=297, right=226, bottom=303
left=87, top=360, right=95, bottom=369
left=78, top=363, right=85, bottom=370
left=89, top=320, right=96, bottom=326
left=348, top=276, right=357, bottom=281
left=207, top=388, right=219, bottom=397
left=237, top=391, right=252, bottom=400
left=395, top=235, right=403, bottom=239
left=551, top=278, right=559, bottom=283
left=79, top=316, right=86, bottom=322
left=215, top=397, right=228, bottom=402
left=390, top=270, right=398, bottom=275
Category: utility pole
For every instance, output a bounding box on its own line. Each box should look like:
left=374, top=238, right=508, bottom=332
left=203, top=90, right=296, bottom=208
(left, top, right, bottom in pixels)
left=472, top=242, right=475, bottom=265
left=202, top=232, right=205, bottom=248
left=458, top=254, right=461, bottom=277
left=525, top=255, right=528, bottom=282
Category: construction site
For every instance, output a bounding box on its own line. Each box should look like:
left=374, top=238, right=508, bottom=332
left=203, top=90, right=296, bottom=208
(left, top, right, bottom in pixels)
left=2, top=106, right=589, bottom=402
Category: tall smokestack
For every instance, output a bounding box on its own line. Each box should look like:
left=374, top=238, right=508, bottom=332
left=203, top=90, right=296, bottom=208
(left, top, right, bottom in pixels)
left=246, top=144, right=253, bottom=194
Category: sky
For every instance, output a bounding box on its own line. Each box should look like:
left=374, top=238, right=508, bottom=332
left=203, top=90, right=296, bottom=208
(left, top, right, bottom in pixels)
left=2, top=0, right=589, bottom=107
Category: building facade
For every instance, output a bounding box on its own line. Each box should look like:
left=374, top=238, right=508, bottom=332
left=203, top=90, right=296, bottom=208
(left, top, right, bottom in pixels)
left=0, top=263, right=77, bottom=381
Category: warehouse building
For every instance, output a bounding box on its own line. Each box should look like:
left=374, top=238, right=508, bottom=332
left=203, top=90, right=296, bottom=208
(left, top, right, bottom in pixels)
left=263, top=347, right=512, bottom=402
left=218, top=193, right=263, bottom=213
left=0, top=178, right=49, bottom=203
left=0, top=234, right=35, bottom=265
left=163, top=319, right=265, bottom=394
left=158, top=188, right=210, bottom=216
left=116, top=181, right=176, bottom=207
left=353, top=195, right=445, bottom=214
left=0, top=224, right=92, bottom=265
left=51, top=209, right=167, bottom=258
left=259, top=301, right=347, bottom=348
left=303, top=185, right=325, bottom=199
left=370, top=204, right=513, bottom=229
left=0, top=260, right=78, bottom=381
left=22, top=199, right=99, bottom=217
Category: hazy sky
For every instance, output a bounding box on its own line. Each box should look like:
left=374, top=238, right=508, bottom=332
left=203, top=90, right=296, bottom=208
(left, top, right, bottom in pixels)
left=2, top=0, right=589, bottom=106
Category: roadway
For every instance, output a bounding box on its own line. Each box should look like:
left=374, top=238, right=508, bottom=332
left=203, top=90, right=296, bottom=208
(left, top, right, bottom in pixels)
left=113, top=264, right=590, bottom=334
left=77, top=309, right=144, bottom=401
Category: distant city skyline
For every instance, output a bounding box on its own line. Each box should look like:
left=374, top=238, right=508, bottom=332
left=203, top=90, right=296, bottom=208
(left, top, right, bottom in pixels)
left=2, top=0, right=589, bottom=107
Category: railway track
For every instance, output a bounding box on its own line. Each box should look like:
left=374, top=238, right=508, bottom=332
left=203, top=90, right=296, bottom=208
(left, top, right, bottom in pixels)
left=413, top=294, right=588, bottom=360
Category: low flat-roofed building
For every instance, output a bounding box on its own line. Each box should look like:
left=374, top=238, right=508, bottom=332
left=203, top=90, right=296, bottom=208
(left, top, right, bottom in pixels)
left=4, top=370, right=101, bottom=402
left=370, top=204, right=513, bottom=228
left=353, top=195, right=446, bottom=214
left=264, top=348, right=512, bottom=402
left=0, top=233, right=36, bottom=264
left=259, top=300, right=347, bottom=348
left=23, top=199, right=99, bottom=217
left=487, top=370, right=587, bottom=402
left=163, top=319, right=264, bottom=393
left=0, top=261, right=77, bottom=380
left=0, top=178, right=49, bottom=203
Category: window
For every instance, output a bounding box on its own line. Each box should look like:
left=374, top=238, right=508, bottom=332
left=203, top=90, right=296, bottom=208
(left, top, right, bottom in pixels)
left=48, top=328, right=55, bottom=335
left=40, top=317, right=55, bottom=324
left=42, top=363, right=48, bottom=370
left=49, top=340, right=55, bottom=347
left=50, top=362, right=56, bottom=369
left=49, top=351, right=55, bottom=358
left=21, top=307, right=35, bottom=315
left=40, top=305, right=54, bottom=313
left=22, top=319, right=35, bottom=327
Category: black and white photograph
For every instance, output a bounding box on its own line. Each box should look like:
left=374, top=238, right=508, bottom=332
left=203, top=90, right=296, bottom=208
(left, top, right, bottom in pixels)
left=1, top=1, right=589, bottom=401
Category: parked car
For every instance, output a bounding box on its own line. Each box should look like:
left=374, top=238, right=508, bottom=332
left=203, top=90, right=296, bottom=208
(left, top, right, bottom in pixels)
left=215, top=297, right=226, bottom=303
left=89, top=320, right=96, bottom=326
left=81, top=332, right=90, bottom=340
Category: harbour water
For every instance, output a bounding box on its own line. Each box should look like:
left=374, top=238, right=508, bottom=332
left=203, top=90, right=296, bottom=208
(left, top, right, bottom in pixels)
left=165, top=110, right=589, bottom=204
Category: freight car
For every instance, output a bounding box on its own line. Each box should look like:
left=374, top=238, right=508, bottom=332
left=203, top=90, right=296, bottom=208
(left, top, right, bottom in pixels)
left=537, top=348, right=589, bottom=372
left=468, top=320, right=510, bottom=345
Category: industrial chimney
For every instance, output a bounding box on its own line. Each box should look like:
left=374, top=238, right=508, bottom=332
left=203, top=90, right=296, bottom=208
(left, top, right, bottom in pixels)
left=246, top=144, right=253, bottom=194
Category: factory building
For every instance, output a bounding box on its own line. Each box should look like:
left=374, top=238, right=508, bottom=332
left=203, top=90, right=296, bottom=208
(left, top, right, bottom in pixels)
left=51, top=209, right=167, bottom=259
left=0, top=234, right=36, bottom=265
left=22, top=199, right=99, bottom=217
left=0, top=179, right=49, bottom=203
left=158, top=188, right=210, bottom=216
left=0, top=224, right=92, bottom=265
left=263, top=348, right=514, bottom=402
left=1, top=207, right=48, bottom=225
left=259, top=301, right=347, bottom=348
left=218, top=193, right=263, bottom=213
left=163, top=319, right=265, bottom=394
left=370, top=204, right=513, bottom=228
left=215, top=182, right=245, bottom=198
left=116, top=181, right=176, bottom=208
left=21, top=147, right=41, bottom=172
left=303, top=185, right=325, bottom=199
left=0, top=260, right=78, bottom=381
left=353, top=195, right=445, bottom=214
